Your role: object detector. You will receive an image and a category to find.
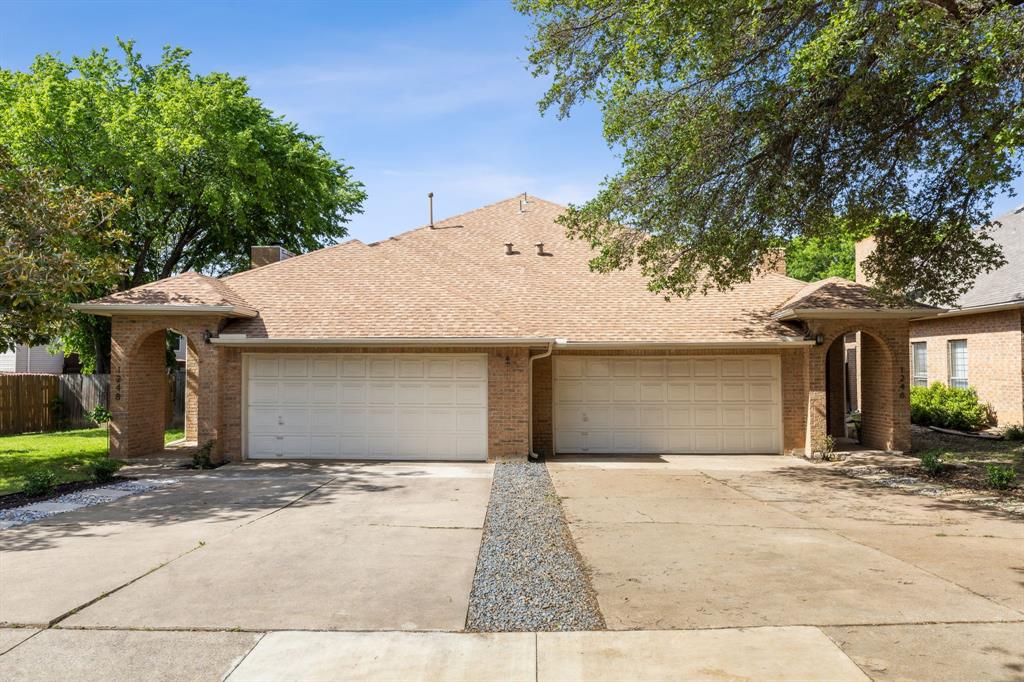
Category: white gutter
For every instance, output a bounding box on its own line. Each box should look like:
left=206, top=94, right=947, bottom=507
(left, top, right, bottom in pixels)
left=553, top=338, right=815, bottom=349
left=915, top=300, right=1024, bottom=321
left=211, top=336, right=557, bottom=347
left=527, top=340, right=556, bottom=461
left=71, top=303, right=258, bottom=318
left=772, top=308, right=941, bottom=321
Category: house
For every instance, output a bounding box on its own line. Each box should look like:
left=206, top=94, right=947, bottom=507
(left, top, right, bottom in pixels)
left=73, top=196, right=936, bottom=463
left=856, top=207, right=1024, bottom=427
left=0, top=344, right=66, bottom=374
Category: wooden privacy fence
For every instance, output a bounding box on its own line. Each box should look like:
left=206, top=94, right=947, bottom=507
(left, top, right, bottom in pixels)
left=0, top=372, right=185, bottom=435
left=0, top=374, right=60, bottom=435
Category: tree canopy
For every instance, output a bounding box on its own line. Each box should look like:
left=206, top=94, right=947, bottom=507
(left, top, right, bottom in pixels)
left=785, top=234, right=856, bottom=281
left=517, top=0, right=1024, bottom=304
left=0, top=40, right=366, bottom=369
left=0, top=147, right=127, bottom=352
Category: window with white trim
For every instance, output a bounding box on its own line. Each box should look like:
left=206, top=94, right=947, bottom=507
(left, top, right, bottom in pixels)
left=911, top=342, right=928, bottom=387
left=947, top=340, right=968, bottom=388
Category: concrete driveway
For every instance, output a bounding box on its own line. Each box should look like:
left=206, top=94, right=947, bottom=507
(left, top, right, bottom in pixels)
left=2, top=454, right=1023, bottom=680
left=549, top=455, right=1024, bottom=681
left=1, top=461, right=493, bottom=631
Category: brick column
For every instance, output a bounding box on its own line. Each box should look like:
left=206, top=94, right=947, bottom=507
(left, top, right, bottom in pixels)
left=805, top=342, right=828, bottom=457
left=184, top=340, right=199, bottom=442
left=826, top=339, right=846, bottom=438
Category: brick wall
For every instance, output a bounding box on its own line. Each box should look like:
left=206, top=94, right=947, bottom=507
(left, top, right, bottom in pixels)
left=532, top=354, right=553, bottom=457
left=909, top=309, right=1024, bottom=425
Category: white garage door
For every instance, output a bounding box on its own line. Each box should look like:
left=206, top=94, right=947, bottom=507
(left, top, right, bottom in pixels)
left=554, top=356, right=781, bottom=455
left=246, top=353, right=488, bottom=461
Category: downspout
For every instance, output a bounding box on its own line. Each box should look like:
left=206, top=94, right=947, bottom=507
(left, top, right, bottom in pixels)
left=527, top=341, right=554, bottom=461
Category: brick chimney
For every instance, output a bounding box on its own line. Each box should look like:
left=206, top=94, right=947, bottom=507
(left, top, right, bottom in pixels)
left=854, top=237, right=877, bottom=284
left=761, top=248, right=787, bottom=276
left=250, top=245, right=294, bottom=269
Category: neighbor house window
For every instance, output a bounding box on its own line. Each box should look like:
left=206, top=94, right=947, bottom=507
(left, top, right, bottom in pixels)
left=948, top=340, right=968, bottom=388
left=911, top=342, right=928, bottom=387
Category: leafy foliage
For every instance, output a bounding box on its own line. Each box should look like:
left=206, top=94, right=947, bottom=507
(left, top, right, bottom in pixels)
left=517, top=0, right=1023, bottom=303
left=919, top=449, right=946, bottom=476
left=1003, top=424, right=1024, bottom=441
left=90, top=458, right=122, bottom=484
left=87, top=405, right=112, bottom=425
left=910, top=383, right=992, bottom=432
left=0, top=40, right=366, bottom=368
left=22, top=468, right=58, bottom=497
left=0, top=147, right=127, bottom=352
left=985, top=463, right=1017, bottom=489
left=785, top=234, right=856, bottom=282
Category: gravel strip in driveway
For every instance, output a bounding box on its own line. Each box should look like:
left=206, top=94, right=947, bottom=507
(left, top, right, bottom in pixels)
left=465, top=461, right=605, bottom=632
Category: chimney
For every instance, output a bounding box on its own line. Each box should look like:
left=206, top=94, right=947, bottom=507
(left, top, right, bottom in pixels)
left=761, top=248, right=787, bottom=276
left=250, top=245, right=294, bottom=269
left=854, top=237, right=876, bottom=284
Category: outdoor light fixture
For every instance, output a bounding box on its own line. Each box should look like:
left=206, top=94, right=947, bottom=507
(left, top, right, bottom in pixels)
left=815, top=333, right=825, bottom=346
left=203, top=330, right=213, bottom=344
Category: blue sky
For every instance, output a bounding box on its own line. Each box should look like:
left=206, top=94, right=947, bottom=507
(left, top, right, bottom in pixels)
left=2, top=0, right=1021, bottom=245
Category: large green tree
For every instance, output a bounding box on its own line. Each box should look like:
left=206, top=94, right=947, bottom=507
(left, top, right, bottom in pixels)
left=0, top=40, right=366, bottom=370
left=517, top=0, right=1024, bottom=303
left=785, top=234, right=856, bottom=281
left=0, top=147, right=127, bottom=352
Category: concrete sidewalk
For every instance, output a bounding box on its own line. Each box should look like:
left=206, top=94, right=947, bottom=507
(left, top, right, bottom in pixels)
left=0, top=627, right=871, bottom=681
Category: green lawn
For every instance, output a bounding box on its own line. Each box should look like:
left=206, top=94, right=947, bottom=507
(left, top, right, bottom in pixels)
left=0, top=426, right=184, bottom=495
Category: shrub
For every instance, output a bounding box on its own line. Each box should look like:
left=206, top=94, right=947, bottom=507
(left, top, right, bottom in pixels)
left=1003, top=424, right=1024, bottom=441
left=23, top=469, right=58, bottom=497
left=91, top=458, right=123, bottom=483
left=910, top=383, right=992, bottom=432
left=919, top=450, right=946, bottom=476
left=88, top=405, right=112, bottom=425
left=986, top=464, right=1017, bottom=490
left=192, top=440, right=217, bottom=470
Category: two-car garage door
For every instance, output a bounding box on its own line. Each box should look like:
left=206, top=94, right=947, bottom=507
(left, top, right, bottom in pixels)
left=246, top=353, right=488, bottom=461
left=554, top=356, right=782, bottom=455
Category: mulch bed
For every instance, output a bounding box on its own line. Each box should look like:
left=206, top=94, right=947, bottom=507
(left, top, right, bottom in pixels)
left=0, top=476, right=135, bottom=511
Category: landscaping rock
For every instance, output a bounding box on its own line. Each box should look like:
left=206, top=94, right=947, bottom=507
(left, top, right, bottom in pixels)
left=465, top=461, right=605, bottom=632
left=0, top=478, right=178, bottom=529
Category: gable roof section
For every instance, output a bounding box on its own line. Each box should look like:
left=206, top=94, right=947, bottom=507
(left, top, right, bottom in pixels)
left=773, top=277, right=938, bottom=320
left=956, top=207, right=1024, bottom=309
left=74, top=271, right=257, bottom=317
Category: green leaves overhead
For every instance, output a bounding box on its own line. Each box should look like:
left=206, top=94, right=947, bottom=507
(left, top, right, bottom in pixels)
left=517, top=0, right=1024, bottom=303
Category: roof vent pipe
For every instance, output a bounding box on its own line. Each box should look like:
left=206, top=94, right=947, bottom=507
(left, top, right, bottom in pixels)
left=428, top=192, right=434, bottom=228
left=504, top=242, right=514, bottom=255
left=535, top=242, right=544, bottom=256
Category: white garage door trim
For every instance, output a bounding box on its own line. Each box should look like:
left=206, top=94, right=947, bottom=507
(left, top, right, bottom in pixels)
left=554, top=355, right=783, bottom=455
left=242, top=353, right=488, bottom=461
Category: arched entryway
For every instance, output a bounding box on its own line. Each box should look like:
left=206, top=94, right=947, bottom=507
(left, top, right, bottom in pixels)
left=823, top=328, right=898, bottom=451
left=109, top=316, right=224, bottom=460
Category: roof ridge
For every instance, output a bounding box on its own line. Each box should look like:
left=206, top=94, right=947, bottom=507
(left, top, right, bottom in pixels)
left=366, top=194, right=567, bottom=247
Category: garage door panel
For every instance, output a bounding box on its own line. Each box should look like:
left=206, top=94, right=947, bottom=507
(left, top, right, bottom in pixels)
left=247, top=353, right=487, bottom=461
left=280, top=382, right=309, bottom=403
left=554, top=355, right=780, bottom=455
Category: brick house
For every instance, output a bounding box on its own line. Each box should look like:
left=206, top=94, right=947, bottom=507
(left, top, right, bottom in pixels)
left=74, top=196, right=935, bottom=463
left=856, top=207, right=1024, bottom=427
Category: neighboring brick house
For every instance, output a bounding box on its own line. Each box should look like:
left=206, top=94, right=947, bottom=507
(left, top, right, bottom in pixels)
left=75, top=196, right=935, bottom=463
left=857, top=207, right=1024, bottom=427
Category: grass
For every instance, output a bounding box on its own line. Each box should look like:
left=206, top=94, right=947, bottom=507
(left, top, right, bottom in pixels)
left=0, top=426, right=184, bottom=495
left=165, top=428, right=184, bottom=444
left=911, top=425, right=1023, bottom=466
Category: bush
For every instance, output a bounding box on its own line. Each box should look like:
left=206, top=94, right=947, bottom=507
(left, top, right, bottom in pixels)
left=1003, top=424, right=1024, bottom=441
left=919, top=450, right=946, bottom=476
left=88, top=405, right=112, bottom=424
left=91, top=458, right=123, bottom=483
left=23, top=469, right=58, bottom=497
left=910, top=383, right=992, bottom=432
left=986, top=464, right=1017, bottom=490
left=192, top=440, right=217, bottom=470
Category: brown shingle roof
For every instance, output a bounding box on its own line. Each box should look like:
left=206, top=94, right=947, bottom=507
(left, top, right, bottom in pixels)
left=773, top=277, right=937, bottom=319
left=86, top=195, right=932, bottom=341
left=86, top=272, right=254, bottom=311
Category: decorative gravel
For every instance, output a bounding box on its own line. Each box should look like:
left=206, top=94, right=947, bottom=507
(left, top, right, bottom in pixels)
left=0, top=478, right=178, bottom=529
left=465, top=462, right=605, bottom=632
